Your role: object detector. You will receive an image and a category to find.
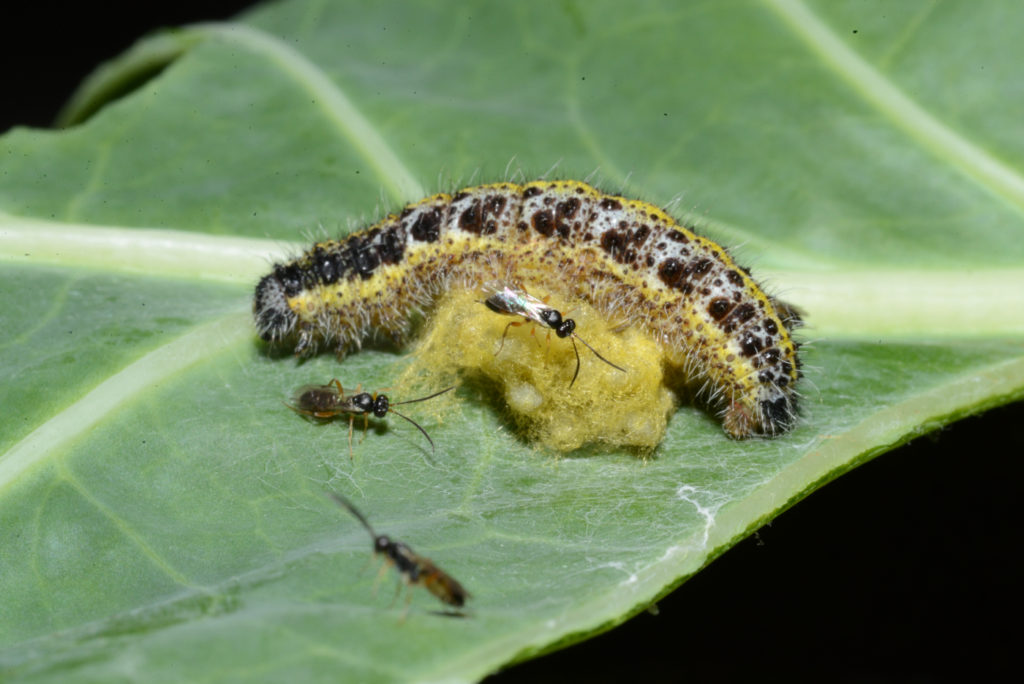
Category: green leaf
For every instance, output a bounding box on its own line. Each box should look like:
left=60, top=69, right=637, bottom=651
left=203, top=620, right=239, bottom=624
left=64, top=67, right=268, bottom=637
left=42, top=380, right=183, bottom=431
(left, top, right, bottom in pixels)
left=2, top=1, right=1022, bottom=682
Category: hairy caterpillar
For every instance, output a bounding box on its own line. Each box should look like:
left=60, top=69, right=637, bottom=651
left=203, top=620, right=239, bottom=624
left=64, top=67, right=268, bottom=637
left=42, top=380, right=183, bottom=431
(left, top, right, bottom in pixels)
left=254, top=180, right=802, bottom=438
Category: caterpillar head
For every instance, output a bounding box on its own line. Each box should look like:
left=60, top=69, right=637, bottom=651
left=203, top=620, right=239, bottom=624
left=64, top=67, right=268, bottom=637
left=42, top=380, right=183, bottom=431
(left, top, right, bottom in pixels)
left=254, top=271, right=298, bottom=344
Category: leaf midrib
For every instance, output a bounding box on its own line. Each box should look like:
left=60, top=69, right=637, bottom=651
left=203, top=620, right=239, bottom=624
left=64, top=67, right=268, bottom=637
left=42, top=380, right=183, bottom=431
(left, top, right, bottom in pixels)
left=4, top=218, right=1023, bottom=338
left=0, top=314, right=251, bottom=495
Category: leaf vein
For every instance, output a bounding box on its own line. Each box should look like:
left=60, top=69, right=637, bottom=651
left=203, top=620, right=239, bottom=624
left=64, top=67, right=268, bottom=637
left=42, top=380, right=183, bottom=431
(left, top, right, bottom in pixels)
left=767, top=0, right=1024, bottom=216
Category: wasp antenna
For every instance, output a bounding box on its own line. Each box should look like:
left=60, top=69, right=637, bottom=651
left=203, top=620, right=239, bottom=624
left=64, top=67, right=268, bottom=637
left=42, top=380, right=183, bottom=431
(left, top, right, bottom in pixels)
left=568, top=336, right=582, bottom=388
left=327, top=492, right=377, bottom=537
left=572, top=333, right=627, bottom=374
left=388, top=408, right=436, bottom=452
left=390, top=386, right=455, bottom=407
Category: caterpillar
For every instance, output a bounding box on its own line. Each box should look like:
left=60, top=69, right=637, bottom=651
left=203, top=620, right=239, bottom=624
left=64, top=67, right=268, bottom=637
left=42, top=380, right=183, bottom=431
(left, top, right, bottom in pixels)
left=254, top=180, right=802, bottom=439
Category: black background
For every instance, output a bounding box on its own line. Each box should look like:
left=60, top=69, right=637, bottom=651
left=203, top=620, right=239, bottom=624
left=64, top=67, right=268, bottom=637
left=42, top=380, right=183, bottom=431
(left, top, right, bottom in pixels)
left=4, top=4, right=1021, bottom=682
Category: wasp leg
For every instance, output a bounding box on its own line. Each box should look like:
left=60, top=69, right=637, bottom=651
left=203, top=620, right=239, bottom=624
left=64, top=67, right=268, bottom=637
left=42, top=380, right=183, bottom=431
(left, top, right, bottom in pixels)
left=346, top=416, right=356, bottom=460
left=495, top=320, right=523, bottom=356
left=370, top=559, right=391, bottom=596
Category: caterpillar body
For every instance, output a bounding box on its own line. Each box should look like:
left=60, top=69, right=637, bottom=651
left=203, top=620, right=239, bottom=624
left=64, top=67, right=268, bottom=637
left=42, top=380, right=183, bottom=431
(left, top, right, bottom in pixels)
left=254, top=180, right=802, bottom=438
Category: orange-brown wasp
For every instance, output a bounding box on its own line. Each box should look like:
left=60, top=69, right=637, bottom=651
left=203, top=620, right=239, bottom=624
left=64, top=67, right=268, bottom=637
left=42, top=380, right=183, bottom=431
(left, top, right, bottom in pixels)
left=328, top=492, right=471, bottom=614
